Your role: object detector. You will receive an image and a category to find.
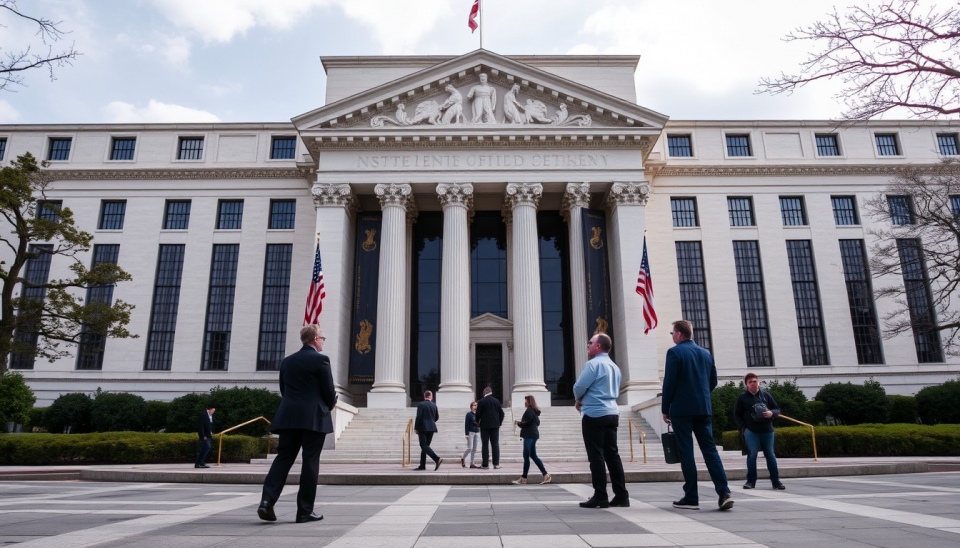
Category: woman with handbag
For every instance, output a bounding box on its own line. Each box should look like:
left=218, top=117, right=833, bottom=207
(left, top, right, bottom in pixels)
left=511, top=395, right=551, bottom=485
left=733, top=373, right=785, bottom=490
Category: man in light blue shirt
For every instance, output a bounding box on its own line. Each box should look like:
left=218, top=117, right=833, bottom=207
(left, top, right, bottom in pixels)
left=573, top=332, right=629, bottom=508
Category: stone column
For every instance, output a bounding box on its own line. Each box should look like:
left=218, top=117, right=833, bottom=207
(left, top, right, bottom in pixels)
left=368, top=183, right=416, bottom=408
left=504, top=183, right=551, bottom=407
left=604, top=182, right=660, bottom=405
left=562, top=183, right=591, bottom=374
left=435, top=183, right=474, bottom=408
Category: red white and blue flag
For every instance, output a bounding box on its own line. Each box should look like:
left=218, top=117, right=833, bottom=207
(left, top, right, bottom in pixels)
left=303, top=243, right=326, bottom=326
left=468, top=0, right=480, bottom=32
left=636, top=236, right=658, bottom=334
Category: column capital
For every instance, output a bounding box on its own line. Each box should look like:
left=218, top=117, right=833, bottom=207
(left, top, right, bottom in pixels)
left=406, top=202, right=419, bottom=227
left=504, top=182, right=543, bottom=211
left=375, top=183, right=414, bottom=209
left=312, top=183, right=357, bottom=210
left=561, top=183, right=591, bottom=211
left=436, top=183, right=474, bottom=210
left=604, top=181, right=650, bottom=208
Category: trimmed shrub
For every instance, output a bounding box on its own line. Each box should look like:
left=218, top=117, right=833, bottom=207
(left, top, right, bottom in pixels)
left=765, top=379, right=811, bottom=424
left=0, top=372, right=37, bottom=427
left=916, top=379, right=960, bottom=425
left=207, top=386, right=280, bottom=437
left=814, top=380, right=888, bottom=425
left=166, top=393, right=207, bottom=433
left=710, top=381, right=741, bottom=440
left=28, top=407, right=47, bottom=431
left=886, top=395, right=918, bottom=424
left=806, top=400, right=827, bottom=425
left=44, top=393, right=94, bottom=434
left=91, top=392, right=147, bottom=432
left=144, top=400, right=170, bottom=432
left=722, top=423, right=960, bottom=457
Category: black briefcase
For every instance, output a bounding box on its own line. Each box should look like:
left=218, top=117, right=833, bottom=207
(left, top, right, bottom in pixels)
left=661, top=424, right=680, bottom=464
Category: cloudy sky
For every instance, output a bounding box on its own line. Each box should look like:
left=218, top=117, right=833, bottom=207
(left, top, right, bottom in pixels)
left=1, top=0, right=859, bottom=125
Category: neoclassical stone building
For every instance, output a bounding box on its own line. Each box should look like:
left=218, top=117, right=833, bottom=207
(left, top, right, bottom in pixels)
left=3, top=49, right=959, bottom=407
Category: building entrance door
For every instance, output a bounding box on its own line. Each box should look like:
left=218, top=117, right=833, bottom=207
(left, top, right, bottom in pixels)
left=475, top=344, right=503, bottom=401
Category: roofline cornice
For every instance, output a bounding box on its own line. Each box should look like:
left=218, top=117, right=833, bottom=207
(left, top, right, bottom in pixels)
left=664, top=119, right=960, bottom=129
left=0, top=122, right=296, bottom=131
left=320, top=51, right=641, bottom=72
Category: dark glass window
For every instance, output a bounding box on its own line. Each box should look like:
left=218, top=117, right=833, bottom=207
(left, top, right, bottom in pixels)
left=815, top=134, right=841, bottom=156
left=887, top=195, right=914, bottom=225
left=896, top=239, right=943, bottom=363
left=786, top=240, right=828, bottom=365
left=675, top=241, right=712, bottom=354
left=257, top=244, right=292, bottom=371
left=671, top=198, right=698, bottom=227
left=144, top=245, right=186, bottom=371
left=36, top=200, right=62, bottom=223
left=470, top=212, right=508, bottom=318
left=0, top=137, right=6, bottom=160
left=726, top=134, right=752, bottom=157
left=202, top=244, right=240, bottom=370
left=9, top=245, right=53, bottom=370
left=269, top=200, right=296, bottom=229
left=98, top=200, right=126, bottom=230
left=538, top=211, right=574, bottom=401
left=832, top=196, right=859, bottom=225
left=410, top=213, right=443, bottom=400
left=668, top=135, right=693, bottom=157
left=780, top=196, right=807, bottom=226
left=76, top=245, right=120, bottom=370
left=110, top=137, right=136, bottom=160
left=178, top=137, right=204, bottom=160
left=876, top=134, right=900, bottom=156
left=216, top=200, right=244, bottom=230
left=728, top=197, right=755, bottom=226
left=270, top=136, right=297, bottom=159
left=163, top=200, right=191, bottom=230
left=733, top=240, right=772, bottom=367
left=48, top=137, right=72, bottom=161
left=937, top=134, right=959, bottom=156
left=950, top=195, right=960, bottom=219
left=838, top=240, right=883, bottom=364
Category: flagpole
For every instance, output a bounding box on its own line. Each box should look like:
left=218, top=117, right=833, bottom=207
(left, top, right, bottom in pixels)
left=479, top=0, right=483, bottom=50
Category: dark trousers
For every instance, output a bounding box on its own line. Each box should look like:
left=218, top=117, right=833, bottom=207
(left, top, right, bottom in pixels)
left=195, top=438, right=211, bottom=466
left=581, top=414, right=628, bottom=500
left=261, top=429, right=327, bottom=517
left=522, top=437, right=547, bottom=478
left=671, top=415, right=729, bottom=503
left=418, top=432, right=439, bottom=468
left=480, top=427, right=500, bottom=467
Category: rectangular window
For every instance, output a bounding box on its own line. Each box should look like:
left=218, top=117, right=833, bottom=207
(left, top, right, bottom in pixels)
left=780, top=196, right=807, bottom=226
left=733, top=240, right=772, bottom=367
left=98, top=200, right=127, bottom=230
left=671, top=197, right=699, bottom=227
left=9, top=245, right=54, bottom=370
left=110, top=137, right=136, bottom=160
left=887, top=195, right=914, bottom=225
left=163, top=200, right=191, bottom=230
left=786, top=240, right=828, bottom=365
left=144, top=245, right=186, bottom=371
left=202, top=244, right=240, bottom=371
left=667, top=135, right=693, bottom=157
left=269, top=200, right=296, bottom=229
left=0, top=137, right=6, bottom=161
left=950, top=195, right=960, bottom=219
left=831, top=196, right=859, bottom=226
left=897, top=239, right=943, bottom=363
left=76, top=245, right=120, bottom=370
left=48, top=137, right=72, bottom=161
left=937, top=133, right=959, bottom=156
left=257, top=244, right=293, bottom=371
left=177, top=137, right=204, bottom=160
left=728, top=197, right=755, bottom=226
left=815, top=134, right=841, bottom=156
left=839, top=240, right=884, bottom=364
left=270, top=136, right=297, bottom=159
left=876, top=133, right=900, bottom=156
left=726, top=134, right=752, bottom=157
left=36, top=200, right=62, bottom=223
left=216, top=200, right=244, bottom=230
left=675, top=241, right=712, bottom=354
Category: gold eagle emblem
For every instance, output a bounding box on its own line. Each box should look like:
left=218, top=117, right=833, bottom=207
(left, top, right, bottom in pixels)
left=362, top=229, right=378, bottom=252
left=355, top=319, right=373, bottom=354
left=589, top=226, right=604, bottom=249
left=594, top=317, right=609, bottom=335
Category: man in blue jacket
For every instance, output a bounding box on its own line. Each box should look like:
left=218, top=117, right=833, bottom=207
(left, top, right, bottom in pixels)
left=661, top=320, right=733, bottom=511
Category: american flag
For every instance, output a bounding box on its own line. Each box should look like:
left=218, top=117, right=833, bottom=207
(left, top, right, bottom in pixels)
left=303, top=243, right=326, bottom=325
left=468, top=0, right=480, bottom=32
left=636, top=236, right=658, bottom=334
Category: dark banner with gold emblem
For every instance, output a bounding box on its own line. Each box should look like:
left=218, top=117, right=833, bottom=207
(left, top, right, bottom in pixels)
left=348, top=212, right=382, bottom=384
left=581, top=208, right=615, bottom=358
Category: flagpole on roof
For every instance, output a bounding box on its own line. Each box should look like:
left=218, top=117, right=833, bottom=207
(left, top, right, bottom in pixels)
left=480, top=0, right=483, bottom=50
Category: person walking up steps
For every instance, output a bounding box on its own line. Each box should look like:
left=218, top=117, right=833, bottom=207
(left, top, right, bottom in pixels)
left=512, top=395, right=551, bottom=485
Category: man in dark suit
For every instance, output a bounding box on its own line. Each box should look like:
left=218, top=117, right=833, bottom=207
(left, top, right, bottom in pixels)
left=258, top=324, right=338, bottom=524
left=195, top=403, right=216, bottom=468
left=661, top=320, right=732, bottom=512
left=413, top=390, right=442, bottom=470
left=475, top=386, right=504, bottom=469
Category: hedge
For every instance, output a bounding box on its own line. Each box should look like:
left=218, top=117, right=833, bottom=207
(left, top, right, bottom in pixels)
left=722, top=423, right=960, bottom=457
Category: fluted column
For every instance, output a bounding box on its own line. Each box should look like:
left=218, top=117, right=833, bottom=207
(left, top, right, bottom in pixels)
left=368, top=183, right=416, bottom=408
left=562, top=183, right=591, bottom=374
left=505, top=183, right=551, bottom=408
left=436, top=183, right=474, bottom=408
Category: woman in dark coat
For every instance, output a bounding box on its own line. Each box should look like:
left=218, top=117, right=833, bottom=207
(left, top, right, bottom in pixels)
left=512, top=395, right=551, bottom=485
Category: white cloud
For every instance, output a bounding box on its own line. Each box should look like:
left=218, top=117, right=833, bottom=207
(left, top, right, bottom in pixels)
left=102, top=100, right=221, bottom=123
left=337, top=0, right=452, bottom=54
left=0, top=100, right=22, bottom=123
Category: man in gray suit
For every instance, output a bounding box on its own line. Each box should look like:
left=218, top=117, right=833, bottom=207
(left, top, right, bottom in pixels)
left=258, top=324, right=338, bottom=524
left=413, top=390, right=442, bottom=470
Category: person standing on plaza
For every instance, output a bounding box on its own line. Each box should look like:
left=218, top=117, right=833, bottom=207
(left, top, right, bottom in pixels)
left=194, top=403, right=215, bottom=468
left=461, top=401, right=480, bottom=468
left=512, top=394, right=551, bottom=485
left=661, top=320, right=733, bottom=511
left=414, top=390, right=442, bottom=471
left=258, top=324, right=337, bottom=524
left=573, top=332, right=629, bottom=508
left=734, top=373, right=785, bottom=490
left=475, top=386, right=504, bottom=469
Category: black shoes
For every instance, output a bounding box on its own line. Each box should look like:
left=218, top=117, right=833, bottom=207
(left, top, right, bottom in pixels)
left=295, top=512, right=323, bottom=523
left=413, top=467, right=426, bottom=470
left=460, top=457, right=465, bottom=468
left=743, top=481, right=755, bottom=489
left=195, top=464, right=210, bottom=468
left=609, top=496, right=630, bottom=508
left=435, top=458, right=443, bottom=471
left=773, top=482, right=786, bottom=490
left=672, top=498, right=699, bottom=510
left=718, top=493, right=734, bottom=511
left=579, top=497, right=610, bottom=509
left=257, top=501, right=277, bottom=522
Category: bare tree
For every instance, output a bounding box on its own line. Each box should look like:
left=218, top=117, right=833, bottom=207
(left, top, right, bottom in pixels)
left=0, top=0, right=80, bottom=92
left=757, top=0, right=960, bottom=119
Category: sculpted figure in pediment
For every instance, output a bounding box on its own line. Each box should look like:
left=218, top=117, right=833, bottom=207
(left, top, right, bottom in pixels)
left=502, top=84, right=525, bottom=123
left=552, top=103, right=592, bottom=127
left=467, top=73, right=497, bottom=123
left=524, top=99, right=554, bottom=124
left=440, top=85, right=464, bottom=124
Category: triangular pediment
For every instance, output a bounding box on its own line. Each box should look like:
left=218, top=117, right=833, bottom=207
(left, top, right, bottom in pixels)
left=470, top=312, right=513, bottom=330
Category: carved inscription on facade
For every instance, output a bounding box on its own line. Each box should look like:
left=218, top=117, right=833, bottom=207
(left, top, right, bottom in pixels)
left=356, top=153, right=610, bottom=170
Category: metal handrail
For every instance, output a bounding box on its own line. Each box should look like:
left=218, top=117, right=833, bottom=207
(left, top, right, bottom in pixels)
left=778, top=414, right=818, bottom=461
left=215, top=416, right=272, bottom=467
left=401, top=418, right=413, bottom=468
left=627, top=419, right=647, bottom=464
